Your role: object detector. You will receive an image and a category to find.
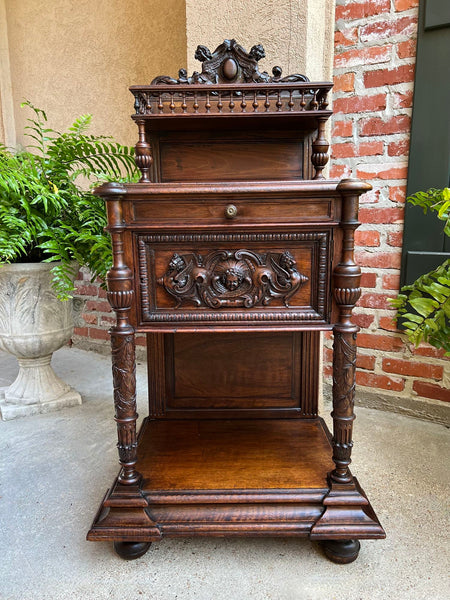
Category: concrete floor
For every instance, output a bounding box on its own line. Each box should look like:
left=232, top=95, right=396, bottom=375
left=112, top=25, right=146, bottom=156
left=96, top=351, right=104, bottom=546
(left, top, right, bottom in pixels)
left=0, top=347, right=449, bottom=600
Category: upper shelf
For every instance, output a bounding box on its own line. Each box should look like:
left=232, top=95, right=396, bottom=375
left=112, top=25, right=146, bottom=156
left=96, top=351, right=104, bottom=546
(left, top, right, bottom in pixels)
left=130, top=39, right=333, bottom=121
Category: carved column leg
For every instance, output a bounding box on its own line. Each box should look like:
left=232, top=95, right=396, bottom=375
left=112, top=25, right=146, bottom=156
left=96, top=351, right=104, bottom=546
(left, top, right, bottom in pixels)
left=103, top=183, right=140, bottom=485
left=310, top=179, right=385, bottom=547
left=330, top=179, right=365, bottom=484
left=87, top=183, right=162, bottom=551
left=110, top=328, right=139, bottom=485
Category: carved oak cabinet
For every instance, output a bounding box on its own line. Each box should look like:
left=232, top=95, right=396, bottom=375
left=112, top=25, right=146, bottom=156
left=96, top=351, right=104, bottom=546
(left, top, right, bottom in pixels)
left=87, top=40, right=385, bottom=563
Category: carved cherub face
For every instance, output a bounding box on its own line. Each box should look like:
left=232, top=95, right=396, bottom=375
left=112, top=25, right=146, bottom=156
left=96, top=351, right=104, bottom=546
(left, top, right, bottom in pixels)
left=223, top=268, right=242, bottom=291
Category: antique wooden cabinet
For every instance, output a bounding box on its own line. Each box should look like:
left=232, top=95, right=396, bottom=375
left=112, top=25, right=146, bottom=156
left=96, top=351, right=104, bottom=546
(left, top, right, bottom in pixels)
left=87, top=40, right=385, bottom=563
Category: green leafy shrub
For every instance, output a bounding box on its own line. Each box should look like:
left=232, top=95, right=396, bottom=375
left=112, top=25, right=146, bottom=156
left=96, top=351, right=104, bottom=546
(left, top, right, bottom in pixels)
left=0, top=101, right=138, bottom=298
left=391, top=188, right=450, bottom=354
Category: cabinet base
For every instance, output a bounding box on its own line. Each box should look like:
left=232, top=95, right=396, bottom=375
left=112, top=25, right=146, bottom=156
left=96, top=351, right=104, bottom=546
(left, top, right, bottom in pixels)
left=87, top=417, right=385, bottom=561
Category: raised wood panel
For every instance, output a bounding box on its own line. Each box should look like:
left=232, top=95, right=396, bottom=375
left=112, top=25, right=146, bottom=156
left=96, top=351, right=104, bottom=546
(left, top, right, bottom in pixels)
left=301, top=330, right=321, bottom=416
left=159, top=140, right=304, bottom=182
left=147, top=331, right=319, bottom=418
left=168, top=332, right=300, bottom=408
left=136, top=232, right=331, bottom=329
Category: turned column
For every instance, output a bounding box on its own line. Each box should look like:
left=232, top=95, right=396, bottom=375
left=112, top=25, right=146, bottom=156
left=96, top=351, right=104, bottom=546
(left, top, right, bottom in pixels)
left=312, top=116, right=329, bottom=180
left=134, top=119, right=153, bottom=183
left=99, top=182, right=140, bottom=485
left=330, top=179, right=371, bottom=484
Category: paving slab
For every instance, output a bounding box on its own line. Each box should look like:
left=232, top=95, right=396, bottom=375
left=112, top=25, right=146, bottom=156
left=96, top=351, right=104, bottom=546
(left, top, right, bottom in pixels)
left=0, top=347, right=449, bottom=600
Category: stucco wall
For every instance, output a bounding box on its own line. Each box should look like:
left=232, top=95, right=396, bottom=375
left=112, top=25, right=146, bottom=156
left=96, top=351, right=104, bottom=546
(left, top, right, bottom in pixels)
left=185, top=0, right=335, bottom=81
left=3, top=0, right=186, bottom=147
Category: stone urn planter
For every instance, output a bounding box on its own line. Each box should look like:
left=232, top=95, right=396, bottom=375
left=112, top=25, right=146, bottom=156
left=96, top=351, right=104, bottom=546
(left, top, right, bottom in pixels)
left=0, top=262, right=82, bottom=420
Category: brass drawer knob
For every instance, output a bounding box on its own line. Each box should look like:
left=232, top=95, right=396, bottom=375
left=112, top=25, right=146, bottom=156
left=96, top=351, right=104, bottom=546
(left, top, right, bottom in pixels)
left=225, top=204, right=238, bottom=219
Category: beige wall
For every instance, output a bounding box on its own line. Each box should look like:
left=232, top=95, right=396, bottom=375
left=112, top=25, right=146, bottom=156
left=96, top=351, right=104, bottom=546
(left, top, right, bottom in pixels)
left=2, top=0, right=187, bottom=148
left=185, top=0, right=335, bottom=82
left=2, top=1, right=335, bottom=149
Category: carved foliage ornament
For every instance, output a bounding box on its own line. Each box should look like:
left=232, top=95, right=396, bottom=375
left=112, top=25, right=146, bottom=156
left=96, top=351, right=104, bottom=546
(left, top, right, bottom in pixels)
left=157, top=249, right=308, bottom=309
left=332, top=331, right=357, bottom=415
left=111, top=333, right=137, bottom=415
left=151, top=39, right=309, bottom=85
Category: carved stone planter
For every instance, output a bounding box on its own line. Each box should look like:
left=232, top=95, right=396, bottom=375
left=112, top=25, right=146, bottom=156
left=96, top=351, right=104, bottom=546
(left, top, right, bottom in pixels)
left=0, top=262, right=82, bottom=420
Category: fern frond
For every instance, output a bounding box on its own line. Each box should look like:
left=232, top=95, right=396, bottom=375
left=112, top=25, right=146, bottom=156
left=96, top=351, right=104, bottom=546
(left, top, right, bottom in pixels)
left=0, top=101, right=138, bottom=296
left=392, top=259, right=450, bottom=354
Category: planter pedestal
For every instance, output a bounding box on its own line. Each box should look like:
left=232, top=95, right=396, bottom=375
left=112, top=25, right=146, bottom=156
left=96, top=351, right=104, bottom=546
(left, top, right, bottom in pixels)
left=0, top=354, right=81, bottom=420
left=0, top=263, right=82, bottom=420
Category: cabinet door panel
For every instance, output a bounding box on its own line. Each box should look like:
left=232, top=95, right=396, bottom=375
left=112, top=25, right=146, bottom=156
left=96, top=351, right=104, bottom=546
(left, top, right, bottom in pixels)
left=136, top=231, right=332, bottom=330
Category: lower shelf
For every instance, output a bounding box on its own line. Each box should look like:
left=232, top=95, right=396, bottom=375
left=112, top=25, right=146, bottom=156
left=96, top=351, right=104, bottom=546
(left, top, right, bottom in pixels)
left=88, top=417, right=385, bottom=546
left=139, top=417, right=334, bottom=492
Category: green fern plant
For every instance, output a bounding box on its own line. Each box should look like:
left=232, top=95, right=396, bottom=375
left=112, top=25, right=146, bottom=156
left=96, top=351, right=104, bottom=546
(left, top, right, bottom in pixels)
left=391, top=187, right=450, bottom=355
left=0, top=101, right=138, bottom=298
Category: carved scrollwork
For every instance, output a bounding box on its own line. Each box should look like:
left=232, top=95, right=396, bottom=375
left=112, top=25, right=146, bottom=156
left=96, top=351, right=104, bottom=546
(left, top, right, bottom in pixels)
left=151, top=39, right=309, bottom=85
left=157, top=249, right=308, bottom=309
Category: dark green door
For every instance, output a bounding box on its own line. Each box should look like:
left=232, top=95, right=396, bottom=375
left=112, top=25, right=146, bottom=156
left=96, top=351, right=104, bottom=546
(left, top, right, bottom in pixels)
left=401, top=0, right=450, bottom=285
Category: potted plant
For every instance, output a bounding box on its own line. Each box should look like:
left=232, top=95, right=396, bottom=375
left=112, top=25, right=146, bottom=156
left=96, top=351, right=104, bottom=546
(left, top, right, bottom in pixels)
left=0, top=101, right=137, bottom=419
left=392, top=187, right=450, bottom=355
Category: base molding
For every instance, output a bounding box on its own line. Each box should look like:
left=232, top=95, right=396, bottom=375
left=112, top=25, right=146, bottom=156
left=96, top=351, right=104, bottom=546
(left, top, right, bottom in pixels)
left=88, top=478, right=385, bottom=543
left=310, top=478, right=385, bottom=540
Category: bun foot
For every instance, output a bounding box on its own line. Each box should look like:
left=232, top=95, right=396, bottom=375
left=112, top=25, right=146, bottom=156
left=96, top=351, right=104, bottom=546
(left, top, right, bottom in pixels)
left=321, top=539, right=360, bottom=564
left=113, top=541, right=151, bottom=560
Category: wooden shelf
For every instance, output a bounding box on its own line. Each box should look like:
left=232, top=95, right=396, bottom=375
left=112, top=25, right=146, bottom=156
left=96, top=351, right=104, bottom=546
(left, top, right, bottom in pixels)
left=138, top=417, right=334, bottom=493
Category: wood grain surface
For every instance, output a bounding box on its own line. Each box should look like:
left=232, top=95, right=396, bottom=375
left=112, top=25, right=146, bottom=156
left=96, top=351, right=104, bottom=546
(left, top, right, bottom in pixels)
left=139, top=418, right=334, bottom=491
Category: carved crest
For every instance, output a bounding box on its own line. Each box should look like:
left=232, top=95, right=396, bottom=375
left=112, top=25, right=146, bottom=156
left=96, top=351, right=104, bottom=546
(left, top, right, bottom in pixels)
left=157, top=249, right=308, bottom=309
left=151, top=39, right=309, bottom=85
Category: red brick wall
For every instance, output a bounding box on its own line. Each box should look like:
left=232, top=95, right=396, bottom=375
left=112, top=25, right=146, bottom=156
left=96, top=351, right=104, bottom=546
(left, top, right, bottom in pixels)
left=72, top=268, right=146, bottom=354
left=72, top=0, right=449, bottom=407
left=331, top=0, right=449, bottom=405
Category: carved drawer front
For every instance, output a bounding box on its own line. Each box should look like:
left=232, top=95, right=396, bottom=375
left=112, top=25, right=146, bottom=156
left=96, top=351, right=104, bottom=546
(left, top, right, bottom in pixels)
left=137, top=231, right=331, bottom=328
left=132, top=197, right=335, bottom=226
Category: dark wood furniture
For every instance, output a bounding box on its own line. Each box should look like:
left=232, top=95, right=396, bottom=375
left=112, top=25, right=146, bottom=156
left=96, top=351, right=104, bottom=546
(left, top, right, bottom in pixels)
left=87, top=40, right=385, bottom=563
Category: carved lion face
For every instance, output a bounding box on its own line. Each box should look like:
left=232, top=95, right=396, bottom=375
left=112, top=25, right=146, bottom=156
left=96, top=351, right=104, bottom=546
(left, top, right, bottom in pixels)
left=280, top=251, right=296, bottom=270
left=169, top=253, right=186, bottom=272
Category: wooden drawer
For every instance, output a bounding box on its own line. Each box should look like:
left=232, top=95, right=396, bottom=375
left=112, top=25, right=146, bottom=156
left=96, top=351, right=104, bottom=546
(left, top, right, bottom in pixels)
left=132, top=197, right=335, bottom=226
left=135, top=230, right=332, bottom=330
